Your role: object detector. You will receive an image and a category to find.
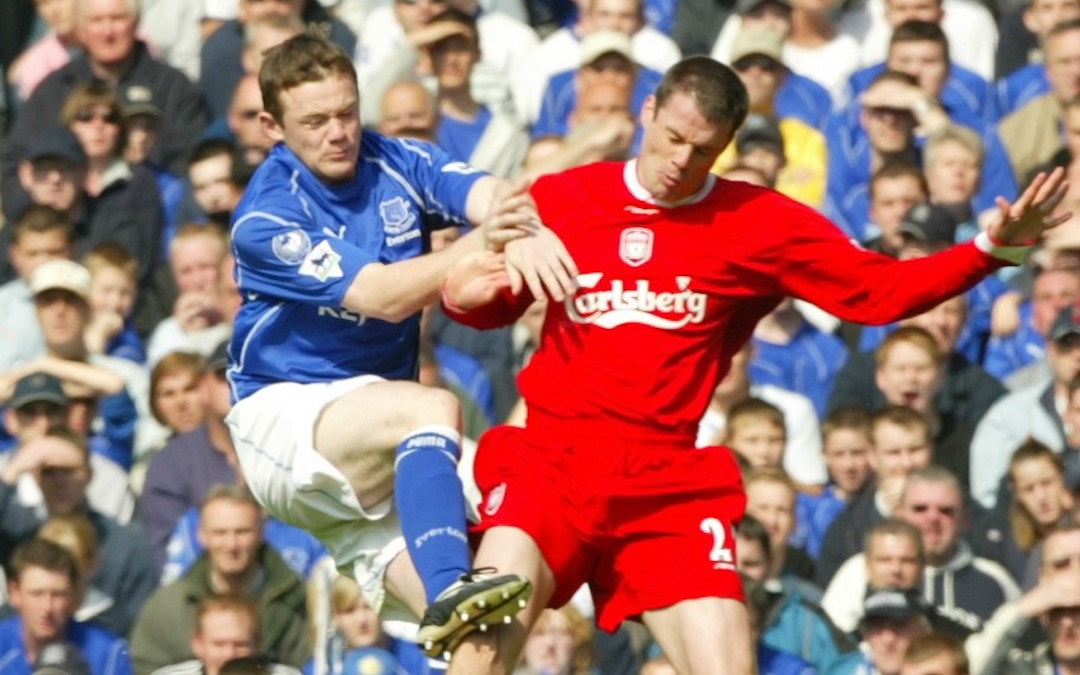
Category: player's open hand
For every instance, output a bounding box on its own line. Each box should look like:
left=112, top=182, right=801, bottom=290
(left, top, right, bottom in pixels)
left=443, top=251, right=511, bottom=311
left=504, top=224, right=578, bottom=302
left=987, top=166, right=1071, bottom=246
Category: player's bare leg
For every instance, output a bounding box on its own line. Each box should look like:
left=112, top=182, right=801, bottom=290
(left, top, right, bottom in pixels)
left=315, top=381, right=531, bottom=656
left=448, top=526, right=557, bottom=674
left=643, top=597, right=755, bottom=675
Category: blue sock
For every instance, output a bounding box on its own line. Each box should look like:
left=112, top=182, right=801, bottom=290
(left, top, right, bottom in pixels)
left=395, top=426, right=471, bottom=604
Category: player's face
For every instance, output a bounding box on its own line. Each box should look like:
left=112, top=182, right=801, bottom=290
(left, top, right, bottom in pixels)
left=823, top=428, right=872, bottom=495
left=637, top=92, right=733, bottom=203
left=154, top=370, right=207, bottom=433
left=874, top=342, right=942, bottom=413
left=334, top=593, right=385, bottom=648
left=1013, top=457, right=1070, bottom=527
left=199, top=500, right=263, bottom=579
left=867, top=532, right=922, bottom=589
left=869, top=422, right=932, bottom=479
left=898, top=481, right=961, bottom=562
left=9, top=567, right=75, bottom=645
left=926, top=140, right=980, bottom=205
left=193, top=609, right=258, bottom=675
left=745, top=481, right=795, bottom=554
left=728, top=418, right=785, bottom=469
left=267, top=74, right=362, bottom=184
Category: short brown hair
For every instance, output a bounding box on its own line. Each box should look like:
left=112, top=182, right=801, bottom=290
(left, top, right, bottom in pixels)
left=9, top=537, right=81, bottom=588
left=654, top=56, right=748, bottom=130
left=259, top=33, right=357, bottom=123
left=876, top=326, right=944, bottom=368
left=83, top=242, right=139, bottom=282
left=13, top=205, right=74, bottom=245
left=870, top=405, right=931, bottom=443
left=727, top=397, right=786, bottom=436
left=822, top=406, right=872, bottom=443
left=903, top=632, right=969, bottom=674
left=866, top=518, right=926, bottom=565
left=195, top=594, right=260, bottom=640
left=870, top=160, right=928, bottom=201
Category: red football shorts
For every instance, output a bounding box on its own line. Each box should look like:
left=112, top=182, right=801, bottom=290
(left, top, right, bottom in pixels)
left=472, top=423, right=747, bottom=632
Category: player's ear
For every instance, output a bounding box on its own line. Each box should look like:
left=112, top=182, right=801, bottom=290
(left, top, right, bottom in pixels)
left=260, top=111, right=285, bottom=143
left=640, top=95, right=656, bottom=126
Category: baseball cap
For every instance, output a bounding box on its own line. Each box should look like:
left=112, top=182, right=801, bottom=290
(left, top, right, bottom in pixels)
left=24, top=127, right=88, bottom=166
left=580, top=30, right=633, bottom=66
left=33, top=642, right=91, bottom=675
left=861, top=588, right=927, bottom=626
left=1051, top=303, right=1080, bottom=342
left=734, top=0, right=792, bottom=15
left=898, top=203, right=959, bottom=245
left=341, top=647, right=399, bottom=675
left=120, top=84, right=162, bottom=119
left=731, top=28, right=784, bottom=64
left=735, top=114, right=784, bottom=157
left=10, top=372, right=70, bottom=410
left=29, top=260, right=91, bottom=301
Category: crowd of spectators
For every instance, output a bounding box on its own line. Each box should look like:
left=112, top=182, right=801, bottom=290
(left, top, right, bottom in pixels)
left=1, top=0, right=1080, bottom=673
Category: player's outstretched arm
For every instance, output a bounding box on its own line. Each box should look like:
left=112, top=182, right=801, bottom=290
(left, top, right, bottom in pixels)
left=986, top=167, right=1071, bottom=249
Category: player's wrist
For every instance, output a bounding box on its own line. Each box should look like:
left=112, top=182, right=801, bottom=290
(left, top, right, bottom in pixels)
left=974, top=231, right=1033, bottom=265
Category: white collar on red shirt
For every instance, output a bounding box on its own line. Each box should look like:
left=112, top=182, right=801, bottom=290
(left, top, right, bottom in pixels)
left=623, top=159, right=717, bottom=208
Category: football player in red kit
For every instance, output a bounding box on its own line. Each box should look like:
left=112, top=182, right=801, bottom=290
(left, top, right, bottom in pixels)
left=441, top=56, right=1069, bottom=674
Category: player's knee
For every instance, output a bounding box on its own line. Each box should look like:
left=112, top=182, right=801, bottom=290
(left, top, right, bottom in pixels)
left=412, top=386, right=460, bottom=427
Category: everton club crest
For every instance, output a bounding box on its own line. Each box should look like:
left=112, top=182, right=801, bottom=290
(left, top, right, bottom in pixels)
left=619, top=227, right=654, bottom=267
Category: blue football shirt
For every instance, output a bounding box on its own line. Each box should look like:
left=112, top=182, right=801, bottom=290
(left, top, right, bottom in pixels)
left=228, top=132, right=486, bottom=401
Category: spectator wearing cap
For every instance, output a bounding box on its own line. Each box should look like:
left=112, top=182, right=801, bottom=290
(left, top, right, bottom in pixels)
left=515, top=0, right=681, bottom=125
left=0, top=538, right=133, bottom=675
left=710, top=0, right=834, bottom=130
left=0, top=371, right=137, bottom=527
left=0, top=426, right=155, bottom=636
left=0, top=206, right=75, bottom=373
left=1, top=0, right=208, bottom=218
left=823, top=588, right=935, bottom=675
left=531, top=30, right=660, bottom=152
left=714, top=27, right=827, bottom=208
left=969, top=301, right=1080, bottom=509
left=139, top=340, right=237, bottom=577
left=824, top=467, right=1020, bottom=635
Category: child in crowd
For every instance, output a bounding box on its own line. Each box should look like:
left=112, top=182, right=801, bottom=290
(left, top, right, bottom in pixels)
left=726, top=397, right=787, bottom=471
left=795, top=407, right=874, bottom=559
left=83, top=243, right=145, bottom=365
left=745, top=467, right=817, bottom=588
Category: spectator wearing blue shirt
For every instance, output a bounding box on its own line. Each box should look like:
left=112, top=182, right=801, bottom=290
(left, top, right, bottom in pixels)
left=0, top=538, right=133, bottom=675
left=797, top=408, right=873, bottom=560
left=994, top=0, right=1080, bottom=117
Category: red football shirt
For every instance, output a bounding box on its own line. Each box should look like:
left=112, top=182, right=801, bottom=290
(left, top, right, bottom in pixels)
left=452, top=161, right=1004, bottom=442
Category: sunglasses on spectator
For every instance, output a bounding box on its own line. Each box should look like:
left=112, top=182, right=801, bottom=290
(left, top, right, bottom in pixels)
left=733, top=55, right=781, bottom=73
left=74, top=109, right=122, bottom=125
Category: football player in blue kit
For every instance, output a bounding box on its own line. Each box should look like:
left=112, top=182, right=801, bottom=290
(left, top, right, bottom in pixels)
left=223, top=33, right=576, bottom=660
